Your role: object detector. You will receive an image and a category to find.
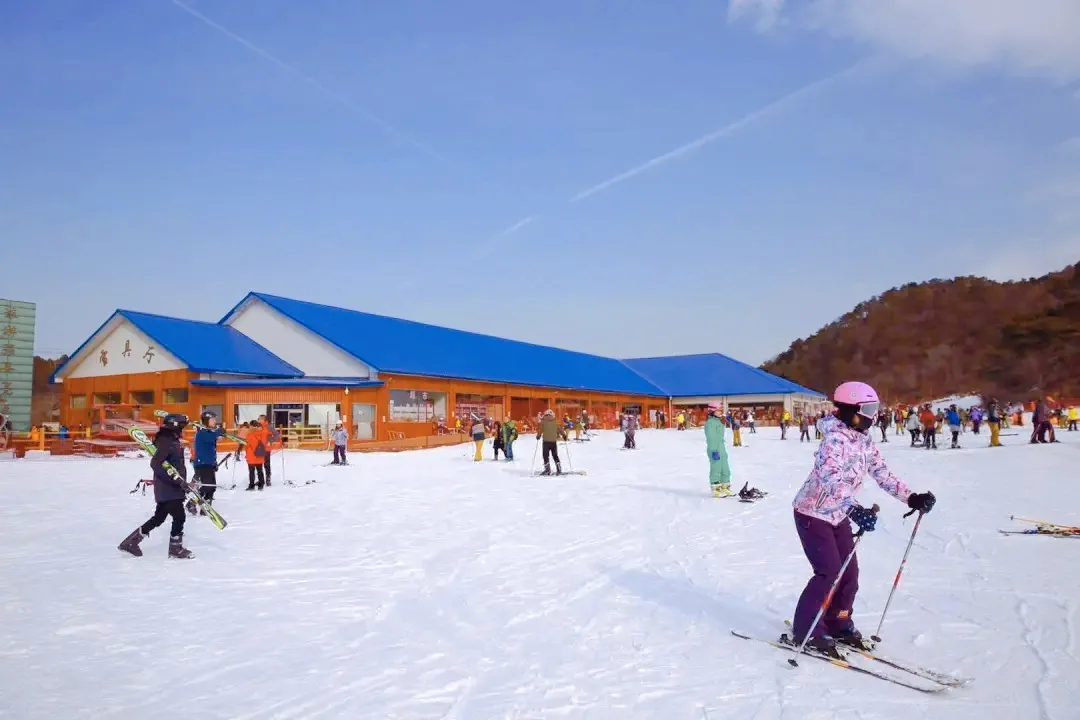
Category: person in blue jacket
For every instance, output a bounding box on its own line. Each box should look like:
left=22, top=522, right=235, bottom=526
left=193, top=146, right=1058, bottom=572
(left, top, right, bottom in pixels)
left=118, top=414, right=194, bottom=559
left=945, top=404, right=962, bottom=449
left=188, top=410, right=225, bottom=515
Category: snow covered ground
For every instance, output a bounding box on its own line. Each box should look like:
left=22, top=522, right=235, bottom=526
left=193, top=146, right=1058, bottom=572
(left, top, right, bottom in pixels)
left=2, top=426, right=1078, bottom=719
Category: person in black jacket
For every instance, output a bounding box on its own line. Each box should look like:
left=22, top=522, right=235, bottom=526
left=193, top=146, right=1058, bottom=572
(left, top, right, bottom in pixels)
left=118, top=414, right=194, bottom=559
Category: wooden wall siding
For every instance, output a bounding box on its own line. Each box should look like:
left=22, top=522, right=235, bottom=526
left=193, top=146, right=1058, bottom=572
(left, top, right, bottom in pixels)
left=60, top=370, right=198, bottom=427
left=224, top=388, right=350, bottom=405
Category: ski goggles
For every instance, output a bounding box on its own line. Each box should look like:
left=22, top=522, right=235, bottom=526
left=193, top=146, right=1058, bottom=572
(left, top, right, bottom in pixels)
left=856, top=401, right=880, bottom=419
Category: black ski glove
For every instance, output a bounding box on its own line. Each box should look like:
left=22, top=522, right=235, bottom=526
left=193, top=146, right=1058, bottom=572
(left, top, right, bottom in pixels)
left=908, top=491, right=936, bottom=514
left=848, top=505, right=878, bottom=532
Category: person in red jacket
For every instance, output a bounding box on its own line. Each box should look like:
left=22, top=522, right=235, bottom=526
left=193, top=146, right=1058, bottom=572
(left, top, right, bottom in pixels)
left=244, top=421, right=269, bottom=490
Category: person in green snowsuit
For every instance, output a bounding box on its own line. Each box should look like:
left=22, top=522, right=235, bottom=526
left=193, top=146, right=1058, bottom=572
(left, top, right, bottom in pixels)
left=704, top=402, right=732, bottom=497
left=502, top=418, right=518, bottom=460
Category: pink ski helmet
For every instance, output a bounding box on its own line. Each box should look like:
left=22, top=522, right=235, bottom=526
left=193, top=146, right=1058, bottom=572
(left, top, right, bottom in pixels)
left=707, top=402, right=722, bottom=413
left=833, top=381, right=880, bottom=419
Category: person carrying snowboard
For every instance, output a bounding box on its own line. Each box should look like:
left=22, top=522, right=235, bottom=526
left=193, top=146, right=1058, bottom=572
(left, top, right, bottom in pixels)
left=536, top=409, right=567, bottom=475
left=705, top=402, right=733, bottom=497
left=790, top=382, right=936, bottom=657
left=330, top=421, right=349, bottom=465
left=187, top=410, right=225, bottom=515
left=118, top=413, right=195, bottom=559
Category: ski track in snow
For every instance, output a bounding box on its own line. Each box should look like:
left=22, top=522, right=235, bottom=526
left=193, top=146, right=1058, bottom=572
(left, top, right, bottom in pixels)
left=1, top=428, right=1078, bottom=718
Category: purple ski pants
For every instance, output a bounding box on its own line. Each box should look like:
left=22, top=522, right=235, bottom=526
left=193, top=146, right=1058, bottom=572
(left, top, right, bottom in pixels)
left=791, top=510, right=859, bottom=642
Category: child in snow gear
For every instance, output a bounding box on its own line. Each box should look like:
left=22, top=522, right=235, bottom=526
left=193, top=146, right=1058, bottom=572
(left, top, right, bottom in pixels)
left=536, top=409, right=567, bottom=475
left=798, top=414, right=810, bottom=442
left=471, top=415, right=486, bottom=461
left=729, top=411, right=743, bottom=447
left=244, top=420, right=268, bottom=490
left=747, top=409, right=756, bottom=434
left=705, top=403, right=733, bottom=497
left=502, top=418, right=518, bottom=460
left=945, top=405, right=962, bottom=448
left=904, top=408, right=921, bottom=446
left=789, top=382, right=935, bottom=657
left=330, top=422, right=348, bottom=465
left=622, top=411, right=637, bottom=449
left=187, top=411, right=225, bottom=515
left=492, top=421, right=505, bottom=459
left=118, top=414, right=194, bottom=559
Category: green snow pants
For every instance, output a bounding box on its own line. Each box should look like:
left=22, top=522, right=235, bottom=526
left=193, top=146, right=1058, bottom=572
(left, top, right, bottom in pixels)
left=708, top=454, right=731, bottom=486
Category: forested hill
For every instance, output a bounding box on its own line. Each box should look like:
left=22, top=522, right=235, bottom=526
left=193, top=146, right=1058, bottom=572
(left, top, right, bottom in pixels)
left=761, top=262, right=1080, bottom=403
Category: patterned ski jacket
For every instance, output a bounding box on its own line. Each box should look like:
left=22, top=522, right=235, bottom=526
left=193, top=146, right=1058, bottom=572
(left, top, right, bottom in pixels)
left=792, top=415, right=912, bottom=526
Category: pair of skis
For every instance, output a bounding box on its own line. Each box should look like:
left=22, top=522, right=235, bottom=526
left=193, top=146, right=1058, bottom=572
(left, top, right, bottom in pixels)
left=1000, top=516, right=1079, bottom=538
left=127, top=426, right=228, bottom=531
left=731, top=627, right=971, bottom=694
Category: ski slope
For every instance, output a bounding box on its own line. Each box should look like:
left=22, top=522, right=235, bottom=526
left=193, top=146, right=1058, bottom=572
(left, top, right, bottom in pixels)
left=1, top=426, right=1078, bottom=719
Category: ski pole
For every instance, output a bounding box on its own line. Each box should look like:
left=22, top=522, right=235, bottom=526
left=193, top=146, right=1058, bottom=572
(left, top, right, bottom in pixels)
left=531, top=438, right=539, bottom=475
left=871, top=509, right=924, bottom=643
left=789, top=504, right=878, bottom=668
left=563, top=436, right=573, bottom=472
left=1010, top=515, right=1079, bottom=530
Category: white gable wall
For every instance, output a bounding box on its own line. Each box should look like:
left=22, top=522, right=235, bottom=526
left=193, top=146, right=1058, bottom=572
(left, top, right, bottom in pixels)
left=226, top=299, right=370, bottom=378
left=64, top=320, right=186, bottom=379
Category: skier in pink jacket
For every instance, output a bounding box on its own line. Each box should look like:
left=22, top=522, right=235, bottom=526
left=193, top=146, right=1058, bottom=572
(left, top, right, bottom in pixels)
left=790, top=381, right=936, bottom=657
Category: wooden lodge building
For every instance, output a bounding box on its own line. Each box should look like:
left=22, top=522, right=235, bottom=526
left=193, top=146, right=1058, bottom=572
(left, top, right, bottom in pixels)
left=50, top=293, right=824, bottom=450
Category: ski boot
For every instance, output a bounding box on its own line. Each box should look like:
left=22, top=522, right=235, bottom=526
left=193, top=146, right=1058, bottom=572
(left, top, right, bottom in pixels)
left=555, top=463, right=563, bottom=476
left=246, top=482, right=256, bottom=491
left=168, top=535, right=193, bottom=559
left=118, top=528, right=146, bottom=557
left=781, top=632, right=842, bottom=659
left=712, top=484, right=734, bottom=498
left=185, top=498, right=198, bottom=515
left=833, top=627, right=874, bottom=651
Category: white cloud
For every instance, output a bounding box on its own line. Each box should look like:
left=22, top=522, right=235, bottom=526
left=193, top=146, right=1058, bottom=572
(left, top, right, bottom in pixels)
left=729, top=0, right=1080, bottom=80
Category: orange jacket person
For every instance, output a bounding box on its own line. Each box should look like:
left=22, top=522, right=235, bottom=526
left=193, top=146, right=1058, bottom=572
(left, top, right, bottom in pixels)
left=244, top=421, right=269, bottom=491
left=918, top=407, right=938, bottom=450
left=258, top=415, right=278, bottom=485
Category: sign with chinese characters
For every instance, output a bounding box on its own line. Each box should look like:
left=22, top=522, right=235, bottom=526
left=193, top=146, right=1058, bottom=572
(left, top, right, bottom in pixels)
left=0, top=299, right=35, bottom=432
left=64, top=319, right=185, bottom=380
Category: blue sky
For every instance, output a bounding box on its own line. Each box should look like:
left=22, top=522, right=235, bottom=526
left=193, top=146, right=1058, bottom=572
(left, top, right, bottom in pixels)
left=3, top=0, right=1080, bottom=363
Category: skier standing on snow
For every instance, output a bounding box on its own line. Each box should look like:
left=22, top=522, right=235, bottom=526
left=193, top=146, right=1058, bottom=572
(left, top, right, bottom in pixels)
left=622, top=411, right=637, bottom=449
left=471, top=414, right=486, bottom=461
left=492, top=420, right=505, bottom=460
left=705, top=403, right=732, bottom=497
left=945, top=404, right=962, bottom=449
left=919, top=405, right=938, bottom=450
left=244, top=420, right=269, bottom=490
left=187, top=411, right=225, bottom=515
left=330, top=421, right=348, bottom=465
left=987, top=400, right=1003, bottom=447
left=790, top=382, right=936, bottom=656
left=258, top=415, right=278, bottom=486
left=799, top=414, right=811, bottom=442
left=118, top=413, right=194, bottom=559
left=970, top=405, right=983, bottom=435
left=536, top=409, right=567, bottom=475
left=747, top=409, right=756, bottom=435
left=502, top=417, right=518, bottom=460
left=876, top=409, right=890, bottom=442
left=905, top=407, right=921, bottom=446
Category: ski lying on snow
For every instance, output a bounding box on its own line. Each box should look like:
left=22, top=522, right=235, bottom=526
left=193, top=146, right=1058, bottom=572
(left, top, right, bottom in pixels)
left=780, top=621, right=969, bottom=687
left=128, top=427, right=227, bottom=531
left=730, top=631, right=947, bottom=694
left=999, top=529, right=1079, bottom=538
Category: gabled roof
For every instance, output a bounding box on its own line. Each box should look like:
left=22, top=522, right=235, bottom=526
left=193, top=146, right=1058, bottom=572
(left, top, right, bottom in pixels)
left=52, top=310, right=302, bottom=382
left=222, top=293, right=667, bottom=396
left=622, top=354, right=825, bottom=398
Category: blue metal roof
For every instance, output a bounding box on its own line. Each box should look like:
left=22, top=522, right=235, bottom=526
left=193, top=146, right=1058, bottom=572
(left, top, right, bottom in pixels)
left=192, top=378, right=383, bottom=388
left=622, top=354, right=825, bottom=398
left=224, top=293, right=667, bottom=396
left=52, top=310, right=302, bottom=382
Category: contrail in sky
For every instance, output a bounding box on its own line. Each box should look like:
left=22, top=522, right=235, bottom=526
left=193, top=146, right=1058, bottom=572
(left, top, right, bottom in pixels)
left=568, top=61, right=869, bottom=203
left=169, top=0, right=449, bottom=162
